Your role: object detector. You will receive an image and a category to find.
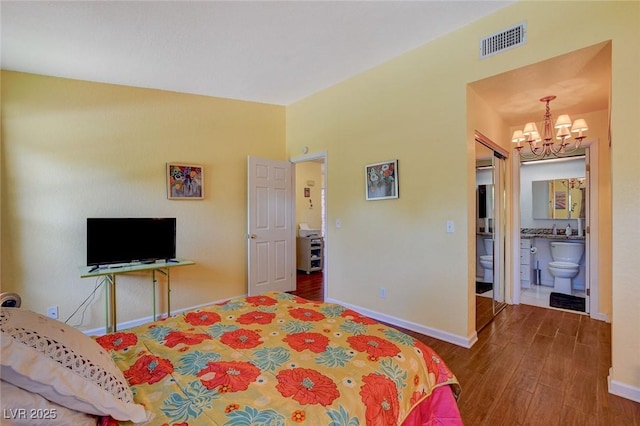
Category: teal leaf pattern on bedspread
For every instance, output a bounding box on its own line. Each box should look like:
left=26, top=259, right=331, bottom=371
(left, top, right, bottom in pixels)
left=224, top=406, right=285, bottom=426
left=327, top=405, right=361, bottom=426
left=379, top=358, right=408, bottom=396
left=218, top=299, right=245, bottom=311
left=175, top=350, right=221, bottom=376
left=251, top=346, right=291, bottom=372
left=160, top=381, right=219, bottom=422
left=280, top=319, right=314, bottom=334
left=208, top=323, right=239, bottom=338
left=315, top=345, right=354, bottom=368
left=339, top=319, right=367, bottom=335
left=146, top=324, right=172, bottom=341
left=319, top=304, right=347, bottom=317
left=382, top=328, right=416, bottom=346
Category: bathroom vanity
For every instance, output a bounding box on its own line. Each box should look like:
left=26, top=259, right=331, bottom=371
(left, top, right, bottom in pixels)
left=519, top=238, right=534, bottom=289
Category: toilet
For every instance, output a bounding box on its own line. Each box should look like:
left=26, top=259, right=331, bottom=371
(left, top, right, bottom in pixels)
left=548, top=241, right=584, bottom=294
left=479, top=238, right=493, bottom=283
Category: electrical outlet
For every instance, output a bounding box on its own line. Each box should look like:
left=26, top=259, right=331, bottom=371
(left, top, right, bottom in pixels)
left=47, top=306, right=58, bottom=320
left=379, top=288, right=386, bottom=299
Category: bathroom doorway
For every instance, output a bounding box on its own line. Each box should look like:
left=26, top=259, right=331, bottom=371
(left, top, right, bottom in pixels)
left=517, top=155, right=590, bottom=314
left=291, top=151, right=327, bottom=301
left=475, top=132, right=508, bottom=331
left=468, top=41, right=611, bottom=322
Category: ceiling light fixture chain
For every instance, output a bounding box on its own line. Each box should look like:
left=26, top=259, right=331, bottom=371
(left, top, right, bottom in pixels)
left=512, top=95, right=588, bottom=160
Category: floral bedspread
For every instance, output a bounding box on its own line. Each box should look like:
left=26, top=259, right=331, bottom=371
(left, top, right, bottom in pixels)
left=96, top=292, right=460, bottom=425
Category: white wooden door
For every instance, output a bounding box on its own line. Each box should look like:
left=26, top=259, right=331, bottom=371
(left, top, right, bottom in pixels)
left=247, top=156, right=295, bottom=295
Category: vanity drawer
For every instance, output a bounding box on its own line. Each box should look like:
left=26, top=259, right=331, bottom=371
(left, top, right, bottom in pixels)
left=520, top=239, right=531, bottom=249
left=519, top=248, right=531, bottom=265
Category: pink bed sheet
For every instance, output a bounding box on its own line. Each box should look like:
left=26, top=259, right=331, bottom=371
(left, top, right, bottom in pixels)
left=402, top=385, right=463, bottom=426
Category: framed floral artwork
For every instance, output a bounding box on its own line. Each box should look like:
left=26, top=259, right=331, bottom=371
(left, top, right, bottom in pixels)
left=365, top=159, right=398, bottom=200
left=167, top=163, right=204, bottom=200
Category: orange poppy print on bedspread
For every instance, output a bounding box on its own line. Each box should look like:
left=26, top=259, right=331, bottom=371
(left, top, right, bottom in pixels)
left=96, top=292, right=460, bottom=425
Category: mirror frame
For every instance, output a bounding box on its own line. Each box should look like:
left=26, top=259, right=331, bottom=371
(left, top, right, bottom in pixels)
left=475, top=131, right=508, bottom=330
left=532, top=177, right=586, bottom=219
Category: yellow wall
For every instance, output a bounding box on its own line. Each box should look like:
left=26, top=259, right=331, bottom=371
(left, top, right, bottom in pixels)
left=286, top=1, right=639, bottom=393
left=1, top=71, right=285, bottom=331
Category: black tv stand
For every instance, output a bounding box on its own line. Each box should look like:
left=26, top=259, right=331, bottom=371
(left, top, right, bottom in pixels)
left=166, top=258, right=179, bottom=263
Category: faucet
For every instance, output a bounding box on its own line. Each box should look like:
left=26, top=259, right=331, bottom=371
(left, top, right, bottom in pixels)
left=551, top=224, right=557, bottom=235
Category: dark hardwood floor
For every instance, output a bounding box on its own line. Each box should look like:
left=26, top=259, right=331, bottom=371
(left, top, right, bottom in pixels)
left=476, top=294, right=495, bottom=331
left=290, top=271, right=640, bottom=425
left=291, top=270, right=325, bottom=301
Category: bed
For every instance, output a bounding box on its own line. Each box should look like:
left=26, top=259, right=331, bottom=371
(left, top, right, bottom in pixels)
left=1, top=292, right=461, bottom=425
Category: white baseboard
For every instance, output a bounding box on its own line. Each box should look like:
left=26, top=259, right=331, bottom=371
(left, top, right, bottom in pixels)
left=590, top=311, right=610, bottom=323
left=326, top=297, right=476, bottom=348
left=608, top=368, right=640, bottom=403
left=83, top=295, right=245, bottom=336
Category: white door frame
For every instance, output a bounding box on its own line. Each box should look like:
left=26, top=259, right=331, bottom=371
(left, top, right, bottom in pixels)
left=290, top=151, right=328, bottom=301
left=511, top=138, right=603, bottom=320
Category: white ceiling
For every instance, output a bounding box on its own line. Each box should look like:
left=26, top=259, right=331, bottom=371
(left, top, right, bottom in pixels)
left=2, top=0, right=610, bottom=130
left=2, top=0, right=515, bottom=106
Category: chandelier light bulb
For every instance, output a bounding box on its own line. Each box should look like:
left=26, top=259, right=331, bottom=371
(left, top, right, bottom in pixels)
left=554, top=114, right=572, bottom=128
left=571, top=118, right=589, bottom=140
left=512, top=130, right=525, bottom=147
left=556, top=126, right=571, bottom=140
left=523, top=122, right=538, bottom=136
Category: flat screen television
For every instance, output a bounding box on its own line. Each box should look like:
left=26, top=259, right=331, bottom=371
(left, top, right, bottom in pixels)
left=87, top=218, right=176, bottom=266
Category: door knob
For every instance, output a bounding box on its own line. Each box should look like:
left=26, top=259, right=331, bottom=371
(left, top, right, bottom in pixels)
left=249, top=234, right=257, bottom=239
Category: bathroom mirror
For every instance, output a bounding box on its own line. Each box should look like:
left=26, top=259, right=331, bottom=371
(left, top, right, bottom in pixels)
left=477, top=184, right=494, bottom=220
left=532, top=177, right=586, bottom=219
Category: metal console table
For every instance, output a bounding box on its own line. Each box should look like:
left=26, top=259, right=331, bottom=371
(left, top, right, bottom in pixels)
left=80, top=259, right=195, bottom=334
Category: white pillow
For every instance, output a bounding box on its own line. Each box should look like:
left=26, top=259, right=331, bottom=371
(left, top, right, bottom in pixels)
left=0, top=308, right=147, bottom=423
left=1, top=380, right=98, bottom=426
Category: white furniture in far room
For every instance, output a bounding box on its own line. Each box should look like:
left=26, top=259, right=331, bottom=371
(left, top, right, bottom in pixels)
left=296, top=236, right=323, bottom=274
left=520, top=238, right=534, bottom=289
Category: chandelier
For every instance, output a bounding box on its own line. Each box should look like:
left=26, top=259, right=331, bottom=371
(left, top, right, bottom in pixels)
left=512, top=95, right=588, bottom=160
left=562, top=177, right=585, bottom=190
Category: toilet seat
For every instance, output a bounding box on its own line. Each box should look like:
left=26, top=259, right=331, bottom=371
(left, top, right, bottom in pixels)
left=549, top=261, right=578, bottom=269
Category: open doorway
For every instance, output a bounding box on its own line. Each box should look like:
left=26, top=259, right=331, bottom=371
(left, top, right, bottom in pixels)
left=468, top=41, right=611, bottom=320
left=291, top=152, right=326, bottom=301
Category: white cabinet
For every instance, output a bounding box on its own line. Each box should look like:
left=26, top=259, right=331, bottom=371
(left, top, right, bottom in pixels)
left=296, top=237, right=323, bottom=274
left=520, top=239, right=534, bottom=288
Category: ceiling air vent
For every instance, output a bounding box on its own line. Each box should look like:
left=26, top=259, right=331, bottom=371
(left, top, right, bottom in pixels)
left=480, top=22, right=527, bottom=59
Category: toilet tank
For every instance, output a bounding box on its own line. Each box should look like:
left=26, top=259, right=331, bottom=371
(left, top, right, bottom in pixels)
left=483, top=238, right=493, bottom=256
left=550, top=242, right=584, bottom=263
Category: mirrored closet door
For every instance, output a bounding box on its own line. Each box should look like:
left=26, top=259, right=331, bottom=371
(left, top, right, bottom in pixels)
left=475, top=132, right=507, bottom=331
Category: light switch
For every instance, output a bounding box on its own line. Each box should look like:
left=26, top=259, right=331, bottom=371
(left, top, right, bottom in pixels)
left=335, top=218, right=342, bottom=228
left=446, top=220, right=455, bottom=233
